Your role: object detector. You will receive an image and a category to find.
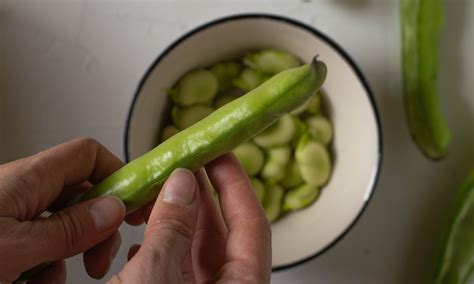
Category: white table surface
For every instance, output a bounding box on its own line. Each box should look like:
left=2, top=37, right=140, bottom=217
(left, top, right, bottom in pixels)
left=1, top=1, right=473, bottom=283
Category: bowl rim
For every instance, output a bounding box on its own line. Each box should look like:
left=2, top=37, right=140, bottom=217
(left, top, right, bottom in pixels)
left=124, top=13, right=383, bottom=272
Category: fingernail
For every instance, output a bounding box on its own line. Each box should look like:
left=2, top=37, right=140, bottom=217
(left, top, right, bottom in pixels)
left=163, top=168, right=196, bottom=205
left=90, top=197, right=125, bottom=231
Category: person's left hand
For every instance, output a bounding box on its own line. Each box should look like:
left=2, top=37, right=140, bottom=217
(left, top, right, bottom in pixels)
left=0, top=138, right=126, bottom=283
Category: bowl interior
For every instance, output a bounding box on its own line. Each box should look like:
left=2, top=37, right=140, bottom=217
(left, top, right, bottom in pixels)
left=126, top=16, right=380, bottom=269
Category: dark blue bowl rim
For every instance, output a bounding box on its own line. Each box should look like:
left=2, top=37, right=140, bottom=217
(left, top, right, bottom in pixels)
left=124, top=13, right=383, bottom=273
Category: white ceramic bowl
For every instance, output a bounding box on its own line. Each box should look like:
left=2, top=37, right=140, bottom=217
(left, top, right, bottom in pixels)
left=125, top=14, right=382, bottom=271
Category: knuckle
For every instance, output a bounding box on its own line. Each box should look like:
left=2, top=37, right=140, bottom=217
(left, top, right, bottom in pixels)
left=236, top=263, right=269, bottom=284
left=142, top=242, right=163, bottom=265
left=0, top=161, right=44, bottom=219
left=230, top=210, right=269, bottom=230
left=29, top=151, right=62, bottom=186
left=0, top=222, right=38, bottom=282
left=0, top=183, right=26, bottom=218
left=52, top=211, right=86, bottom=255
left=74, top=137, right=100, bottom=155
left=75, top=137, right=99, bottom=147
left=149, top=217, right=194, bottom=247
left=15, top=158, right=44, bottom=190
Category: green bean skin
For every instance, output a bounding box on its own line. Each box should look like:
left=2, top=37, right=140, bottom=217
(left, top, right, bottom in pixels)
left=262, top=184, right=284, bottom=223
left=295, top=133, right=331, bottom=187
left=232, top=68, right=265, bottom=92
left=233, top=142, right=265, bottom=176
left=244, top=49, right=301, bottom=75
left=172, top=105, right=214, bottom=130
left=170, top=69, right=218, bottom=106
left=282, top=184, right=320, bottom=212
left=78, top=58, right=327, bottom=213
left=401, top=0, right=450, bottom=160
left=261, top=146, right=291, bottom=183
left=210, top=61, right=241, bottom=91
left=305, top=116, right=333, bottom=145
left=280, top=159, right=304, bottom=189
left=433, top=169, right=474, bottom=284
left=253, top=115, right=296, bottom=148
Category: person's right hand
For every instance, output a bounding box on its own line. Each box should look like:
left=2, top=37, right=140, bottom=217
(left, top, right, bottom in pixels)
left=111, top=153, right=272, bottom=283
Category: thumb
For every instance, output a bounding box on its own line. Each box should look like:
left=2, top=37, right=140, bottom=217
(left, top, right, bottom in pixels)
left=29, top=196, right=125, bottom=262
left=141, top=168, right=200, bottom=266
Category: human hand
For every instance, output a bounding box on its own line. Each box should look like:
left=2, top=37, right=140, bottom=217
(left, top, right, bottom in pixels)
left=113, top=153, right=272, bottom=283
left=0, top=138, right=126, bottom=283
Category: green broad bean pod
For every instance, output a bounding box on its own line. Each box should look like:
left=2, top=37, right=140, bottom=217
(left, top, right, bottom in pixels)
left=433, top=169, right=474, bottom=284
left=400, top=0, right=451, bottom=160
left=77, top=58, right=327, bottom=213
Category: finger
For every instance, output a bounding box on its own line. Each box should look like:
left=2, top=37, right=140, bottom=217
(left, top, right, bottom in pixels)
left=138, top=168, right=200, bottom=270
left=124, top=199, right=154, bottom=226
left=34, top=137, right=124, bottom=185
left=27, top=260, right=66, bottom=284
left=21, top=197, right=125, bottom=267
left=124, top=210, right=145, bottom=226
left=48, top=181, right=93, bottom=212
left=127, top=244, right=140, bottom=261
left=141, top=200, right=156, bottom=223
left=194, top=169, right=226, bottom=233
left=0, top=137, right=124, bottom=219
left=205, top=154, right=271, bottom=277
left=116, top=169, right=200, bottom=284
left=192, top=169, right=227, bottom=282
left=182, top=251, right=195, bottom=284
left=83, top=231, right=121, bottom=279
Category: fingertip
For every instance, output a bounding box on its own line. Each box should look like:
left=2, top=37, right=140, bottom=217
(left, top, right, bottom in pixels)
left=209, top=152, right=239, bottom=168
left=162, top=168, right=197, bottom=206
left=141, top=168, right=201, bottom=229
left=205, top=153, right=252, bottom=195
left=109, top=196, right=126, bottom=217
left=140, top=168, right=201, bottom=263
left=206, top=153, right=248, bottom=181
left=84, top=231, right=121, bottom=279
left=194, top=168, right=214, bottom=195
left=89, top=196, right=125, bottom=232
left=205, top=152, right=267, bottom=231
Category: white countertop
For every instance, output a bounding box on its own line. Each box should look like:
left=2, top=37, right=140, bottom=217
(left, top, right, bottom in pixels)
left=1, top=1, right=473, bottom=283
